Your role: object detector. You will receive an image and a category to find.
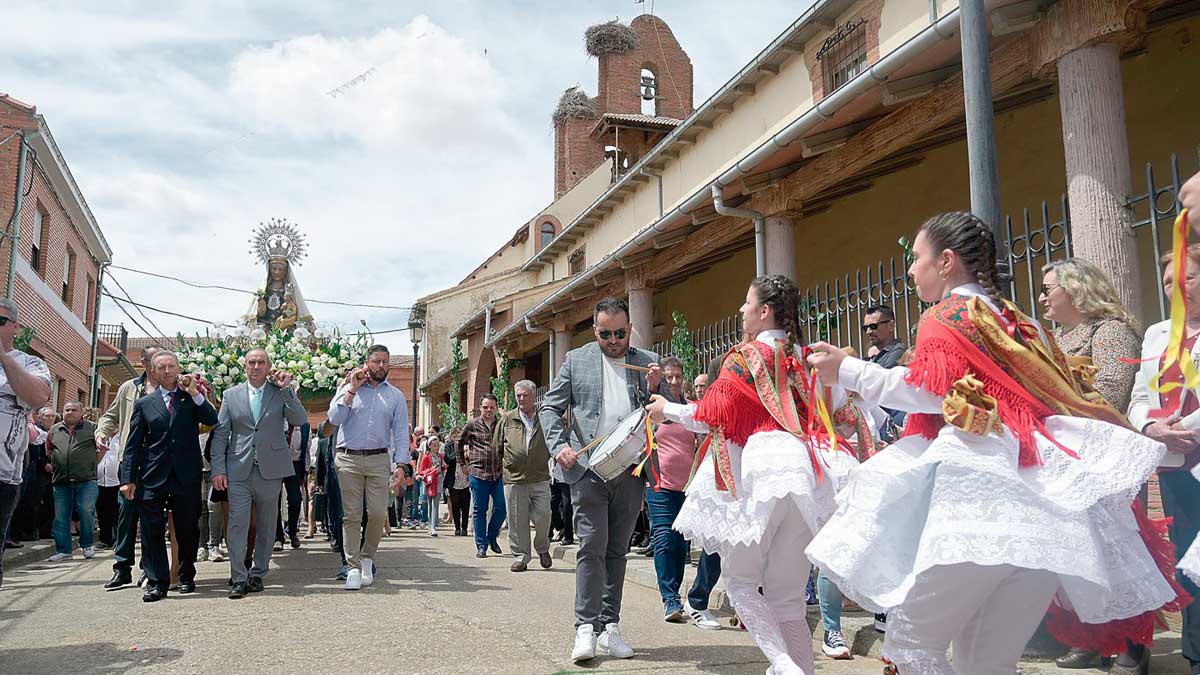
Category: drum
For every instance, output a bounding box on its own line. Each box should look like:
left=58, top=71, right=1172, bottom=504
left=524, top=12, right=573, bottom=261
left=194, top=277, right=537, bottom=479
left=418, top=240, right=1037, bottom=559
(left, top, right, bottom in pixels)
left=589, top=409, right=649, bottom=481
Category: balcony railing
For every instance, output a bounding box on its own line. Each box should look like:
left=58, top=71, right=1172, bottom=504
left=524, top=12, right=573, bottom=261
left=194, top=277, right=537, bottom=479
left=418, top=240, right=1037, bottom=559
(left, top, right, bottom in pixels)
left=97, top=323, right=128, bottom=353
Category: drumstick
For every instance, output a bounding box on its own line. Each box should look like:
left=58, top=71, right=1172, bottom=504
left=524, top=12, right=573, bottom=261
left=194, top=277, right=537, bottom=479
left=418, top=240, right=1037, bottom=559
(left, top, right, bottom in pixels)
left=616, top=362, right=652, bottom=373
left=577, top=434, right=607, bottom=455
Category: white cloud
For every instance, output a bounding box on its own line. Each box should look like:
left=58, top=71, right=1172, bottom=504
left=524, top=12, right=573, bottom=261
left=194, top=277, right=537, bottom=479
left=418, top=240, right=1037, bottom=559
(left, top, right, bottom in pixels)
left=2, top=1, right=814, bottom=354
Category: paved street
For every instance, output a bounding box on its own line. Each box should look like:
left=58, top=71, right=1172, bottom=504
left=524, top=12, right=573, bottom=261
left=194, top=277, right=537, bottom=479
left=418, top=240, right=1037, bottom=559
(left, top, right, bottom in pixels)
left=1, top=529, right=1192, bottom=675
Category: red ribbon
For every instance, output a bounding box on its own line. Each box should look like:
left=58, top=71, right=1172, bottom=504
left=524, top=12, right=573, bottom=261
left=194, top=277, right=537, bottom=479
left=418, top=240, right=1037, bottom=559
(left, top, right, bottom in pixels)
left=1001, top=307, right=1040, bottom=342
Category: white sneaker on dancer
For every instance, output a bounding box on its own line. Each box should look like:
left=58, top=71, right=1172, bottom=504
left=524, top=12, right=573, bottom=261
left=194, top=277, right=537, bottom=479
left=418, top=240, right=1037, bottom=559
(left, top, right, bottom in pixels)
left=360, top=558, right=374, bottom=586
left=597, top=623, right=633, bottom=659
left=571, top=625, right=596, bottom=662
left=344, top=569, right=362, bottom=590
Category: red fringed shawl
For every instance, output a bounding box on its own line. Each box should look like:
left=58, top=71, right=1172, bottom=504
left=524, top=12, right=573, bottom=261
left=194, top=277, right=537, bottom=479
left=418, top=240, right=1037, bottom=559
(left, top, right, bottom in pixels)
left=902, top=293, right=1191, bottom=650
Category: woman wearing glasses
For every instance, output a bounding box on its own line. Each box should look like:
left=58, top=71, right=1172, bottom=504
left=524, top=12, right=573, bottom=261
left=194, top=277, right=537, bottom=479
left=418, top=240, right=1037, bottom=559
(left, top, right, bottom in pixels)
left=1039, top=259, right=1153, bottom=673
left=646, top=274, right=859, bottom=675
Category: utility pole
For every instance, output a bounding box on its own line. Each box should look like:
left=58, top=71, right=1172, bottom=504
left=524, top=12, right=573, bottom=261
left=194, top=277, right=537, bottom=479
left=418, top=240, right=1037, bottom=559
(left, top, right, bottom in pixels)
left=960, top=0, right=1003, bottom=241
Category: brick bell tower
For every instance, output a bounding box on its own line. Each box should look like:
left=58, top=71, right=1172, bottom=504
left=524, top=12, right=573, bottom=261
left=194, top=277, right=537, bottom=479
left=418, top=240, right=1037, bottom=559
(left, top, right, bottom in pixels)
left=553, top=14, right=694, bottom=198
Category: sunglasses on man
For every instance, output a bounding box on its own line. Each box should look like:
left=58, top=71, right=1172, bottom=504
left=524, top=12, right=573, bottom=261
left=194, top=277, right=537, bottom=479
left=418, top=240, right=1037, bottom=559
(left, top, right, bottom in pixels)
left=597, top=329, right=627, bottom=340
left=862, top=319, right=892, bottom=332
left=0, top=316, right=12, bottom=327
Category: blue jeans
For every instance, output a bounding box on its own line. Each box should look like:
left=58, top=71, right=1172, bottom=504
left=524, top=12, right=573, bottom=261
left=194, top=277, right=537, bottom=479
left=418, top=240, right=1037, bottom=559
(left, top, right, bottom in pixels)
left=817, top=568, right=843, bottom=632
left=52, top=480, right=97, bottom=555
left=645, top=486, right=722, bottom=612
left=468, top=475, right=506, bottom=550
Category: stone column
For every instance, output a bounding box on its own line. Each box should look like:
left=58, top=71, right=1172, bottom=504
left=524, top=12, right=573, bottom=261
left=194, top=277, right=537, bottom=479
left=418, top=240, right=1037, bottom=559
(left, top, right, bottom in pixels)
left=1057, top=42, right=1142, bottom=315
left=552, top=319, right=573, bottom=376
left=625, top=269, right=655, bottom=350
left=764, top=215, right=797, bottom=281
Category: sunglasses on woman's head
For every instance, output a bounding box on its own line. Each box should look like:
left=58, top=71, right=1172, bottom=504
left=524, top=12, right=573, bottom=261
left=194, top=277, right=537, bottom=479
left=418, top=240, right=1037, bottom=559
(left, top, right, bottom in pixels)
left=597, top=329, right=627, bottom=340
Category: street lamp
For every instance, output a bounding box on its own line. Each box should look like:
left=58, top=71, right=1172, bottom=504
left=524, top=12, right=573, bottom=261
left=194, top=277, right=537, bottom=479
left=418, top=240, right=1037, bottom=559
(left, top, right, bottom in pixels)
left=409, top=317, right=423, bottom=425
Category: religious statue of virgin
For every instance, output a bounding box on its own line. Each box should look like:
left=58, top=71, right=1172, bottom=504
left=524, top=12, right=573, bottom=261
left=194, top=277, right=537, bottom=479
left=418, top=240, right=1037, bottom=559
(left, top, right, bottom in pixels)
left=244, top=218, right=316, bottom=333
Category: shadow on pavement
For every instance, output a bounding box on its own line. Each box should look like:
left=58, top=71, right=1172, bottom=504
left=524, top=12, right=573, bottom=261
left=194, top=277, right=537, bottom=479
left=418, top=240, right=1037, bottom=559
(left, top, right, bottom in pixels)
left=560, top=644, right=768, bottom=674
left=0, top=642, right=184, bottom=674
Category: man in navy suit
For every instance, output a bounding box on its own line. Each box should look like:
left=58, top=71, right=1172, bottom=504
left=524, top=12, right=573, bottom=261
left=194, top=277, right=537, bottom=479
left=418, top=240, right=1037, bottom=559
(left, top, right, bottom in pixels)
left=119, top=351, right=218, bottom=602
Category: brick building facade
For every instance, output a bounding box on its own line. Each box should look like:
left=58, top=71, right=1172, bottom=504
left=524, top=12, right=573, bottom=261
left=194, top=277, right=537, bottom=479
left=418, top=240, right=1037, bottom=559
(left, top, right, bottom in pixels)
left=0, top=93, right=112, bottom=411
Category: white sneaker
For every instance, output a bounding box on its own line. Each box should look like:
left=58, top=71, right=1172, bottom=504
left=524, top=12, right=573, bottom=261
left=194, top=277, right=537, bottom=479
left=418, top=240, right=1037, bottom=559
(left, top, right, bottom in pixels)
left=344, top=569, right=362, bottom=590
left=821, top=629, right=851, bottom=659
left=360, top=558, right=374, bottom=586
left=571, top=625, right=597, bottom=662
left=684, top=601, right=722, bottom=630
left=597, top=623, right=634, bottom=659
left=48, top=552, right=74, bottom=562
left=210, top=550, right=227, bottom=563
left=82, top=547, right=96, bottom=559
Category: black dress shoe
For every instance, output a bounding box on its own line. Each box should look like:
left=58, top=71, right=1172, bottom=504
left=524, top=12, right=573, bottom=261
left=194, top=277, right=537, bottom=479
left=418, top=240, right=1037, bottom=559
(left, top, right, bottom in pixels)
left=142, top=586, right=167, bottom=603
left=104, top=571, right=132, bottom=590
left=489, top=540, right=502, bottom=555
left=247, top=576, right=264, bottom=593
left=476, top=547, right=487, bottom=558
left=178, top=580, right=196, bottom=594
left=1055, top=649, right=1107, bottom=669
left=5, top=539, right=22, bottom=548
left=290, top=534, right=301, bottom=549
left=561, top=538, right=575, bottom=546
left=229, top=582, right=247, bottom=599
left=136, top=572, right=148, bottom=588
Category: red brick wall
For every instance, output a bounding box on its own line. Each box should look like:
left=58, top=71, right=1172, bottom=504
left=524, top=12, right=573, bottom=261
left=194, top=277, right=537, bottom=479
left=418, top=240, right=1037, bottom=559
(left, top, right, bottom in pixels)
left=0, top=103, right=103, bottom=408
left=554, top=116, right=606, bottom=198
left=597, top=15, right=693, bottom=120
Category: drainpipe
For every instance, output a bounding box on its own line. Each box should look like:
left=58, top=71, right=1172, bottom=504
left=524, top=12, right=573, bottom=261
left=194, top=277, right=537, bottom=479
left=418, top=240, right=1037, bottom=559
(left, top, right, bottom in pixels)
left=712, top=184, right=766, bottom=276
left=89, top=262, right=108, bottom=405
left=5, top=131, right=35, bottom=302
left=525, top=316, right=554, bottom=381
left=640, top=168, right=664, bottom=217
left=930, top=0, right=939, bottom=22
left=483, top=303, right=494, bottom=342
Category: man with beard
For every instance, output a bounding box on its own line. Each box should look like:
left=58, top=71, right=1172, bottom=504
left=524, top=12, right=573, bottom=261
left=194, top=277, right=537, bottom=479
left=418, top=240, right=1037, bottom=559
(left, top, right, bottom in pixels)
left=327, top=345, right=409, bottom=591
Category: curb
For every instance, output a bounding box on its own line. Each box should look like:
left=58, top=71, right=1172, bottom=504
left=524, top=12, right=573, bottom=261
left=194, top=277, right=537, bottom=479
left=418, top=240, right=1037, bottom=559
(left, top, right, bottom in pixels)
left=3, top=540, right=65, bottom=570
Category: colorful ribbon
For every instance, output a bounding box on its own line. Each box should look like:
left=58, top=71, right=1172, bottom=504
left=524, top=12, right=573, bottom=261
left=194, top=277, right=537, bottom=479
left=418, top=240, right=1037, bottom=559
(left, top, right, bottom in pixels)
left=1148, top=209, right=1198, bottom=407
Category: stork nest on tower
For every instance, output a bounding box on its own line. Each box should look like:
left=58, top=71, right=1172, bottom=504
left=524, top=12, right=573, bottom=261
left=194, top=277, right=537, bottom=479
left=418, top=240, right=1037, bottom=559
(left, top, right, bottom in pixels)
left=585, top=20, right=637, bottom=57
left=552, top=87, right=597, bottom=125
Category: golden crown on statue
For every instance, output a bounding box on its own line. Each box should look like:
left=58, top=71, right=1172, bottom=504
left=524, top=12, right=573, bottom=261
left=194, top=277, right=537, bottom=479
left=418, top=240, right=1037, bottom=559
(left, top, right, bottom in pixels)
left=249, top=217, right=308, bottom=266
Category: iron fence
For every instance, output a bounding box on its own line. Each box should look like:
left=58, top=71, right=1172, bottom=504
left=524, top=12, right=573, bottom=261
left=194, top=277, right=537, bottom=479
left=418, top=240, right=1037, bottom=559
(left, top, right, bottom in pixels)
left=651, top=147, right=1198, bottom=362
left=97, top=323, right=128, bottom=353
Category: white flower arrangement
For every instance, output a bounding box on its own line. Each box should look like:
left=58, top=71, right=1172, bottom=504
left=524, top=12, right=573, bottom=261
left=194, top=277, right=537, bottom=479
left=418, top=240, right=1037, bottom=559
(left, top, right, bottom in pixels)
left=175, top=327, right=369, bottom=401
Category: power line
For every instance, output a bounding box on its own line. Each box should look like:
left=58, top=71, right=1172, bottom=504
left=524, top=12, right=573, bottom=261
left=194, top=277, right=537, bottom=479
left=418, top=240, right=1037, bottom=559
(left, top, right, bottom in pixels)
left=108, top=264, right=413, bottom=310
left=101, top=291, right=415, bottom=338
left=100, top=291, right=216, bottom=325
left=104, top=293, right=160, bottom=339
left=105, top=273, right=169, bottom=338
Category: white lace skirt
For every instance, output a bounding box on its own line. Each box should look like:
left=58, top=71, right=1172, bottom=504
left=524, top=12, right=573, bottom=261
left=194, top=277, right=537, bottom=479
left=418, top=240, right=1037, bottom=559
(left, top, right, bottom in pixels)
left=806, top=416, right=1175, bottom=624
left=672, top=430, right=858, bottom=557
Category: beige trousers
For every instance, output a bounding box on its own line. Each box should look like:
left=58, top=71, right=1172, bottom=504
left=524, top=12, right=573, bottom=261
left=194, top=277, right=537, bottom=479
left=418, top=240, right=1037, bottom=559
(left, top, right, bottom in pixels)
left=335, top=452, right=390, bottom=571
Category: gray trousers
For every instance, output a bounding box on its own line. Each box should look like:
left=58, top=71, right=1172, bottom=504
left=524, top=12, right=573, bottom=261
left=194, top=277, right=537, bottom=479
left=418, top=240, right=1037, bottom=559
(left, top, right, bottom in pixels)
left=505, top=480, right=551, bottom=563
left=571, top=468, right=645, bottom=630
left=226, top=465, right=283, bottom=583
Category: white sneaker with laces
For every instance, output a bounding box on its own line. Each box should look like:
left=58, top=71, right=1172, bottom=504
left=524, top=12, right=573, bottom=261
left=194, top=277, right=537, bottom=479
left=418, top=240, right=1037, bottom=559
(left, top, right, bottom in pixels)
left=571, top=625, right=597, bottom=662
left=684, top=601, right=722, bottom=630
left=82, top=547, right=96, bottom=559
left=597, top=623, right=634, bottom=659
left=344, top=569, right=362, bottom=590
left=821, top=629, right=851, bottom=659
left=48, top=552, right=73, bottom=562
left=210, top=550, right=227, bottom=563
left=360, top=558, right=374, bottom=586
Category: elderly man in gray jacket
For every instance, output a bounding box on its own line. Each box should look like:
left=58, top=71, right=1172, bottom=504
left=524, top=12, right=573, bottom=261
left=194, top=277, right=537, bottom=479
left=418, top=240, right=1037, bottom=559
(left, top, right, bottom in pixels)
left=539, top=297, right=665, bottom=663
left=211, top=348, right=308, bottom=598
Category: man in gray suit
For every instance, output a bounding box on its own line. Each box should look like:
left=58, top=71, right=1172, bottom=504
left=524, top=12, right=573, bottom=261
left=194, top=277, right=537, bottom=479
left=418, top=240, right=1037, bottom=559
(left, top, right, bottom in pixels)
left=210, top=348, right=308, bottom=599
left=539, top=297, right=664, bottom=663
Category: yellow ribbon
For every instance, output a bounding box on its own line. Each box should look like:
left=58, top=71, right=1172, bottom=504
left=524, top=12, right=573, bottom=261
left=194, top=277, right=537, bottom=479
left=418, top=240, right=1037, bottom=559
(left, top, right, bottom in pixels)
left=1150, top=209, right=1200, bottom=399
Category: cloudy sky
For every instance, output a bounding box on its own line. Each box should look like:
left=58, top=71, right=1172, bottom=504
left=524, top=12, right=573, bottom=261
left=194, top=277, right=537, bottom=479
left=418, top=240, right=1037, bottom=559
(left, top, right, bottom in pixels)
left=3, top=1, right=809, bottom=354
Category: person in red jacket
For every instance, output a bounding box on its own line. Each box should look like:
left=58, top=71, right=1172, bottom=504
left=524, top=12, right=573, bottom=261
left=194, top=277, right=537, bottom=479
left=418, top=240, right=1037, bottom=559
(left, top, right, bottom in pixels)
left=416, top=436, right=444, bottom=537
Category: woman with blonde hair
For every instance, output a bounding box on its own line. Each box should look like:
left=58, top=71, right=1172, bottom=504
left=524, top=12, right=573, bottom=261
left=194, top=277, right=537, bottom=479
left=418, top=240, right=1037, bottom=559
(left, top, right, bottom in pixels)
left=1039, top=258, right=1141, bottom=412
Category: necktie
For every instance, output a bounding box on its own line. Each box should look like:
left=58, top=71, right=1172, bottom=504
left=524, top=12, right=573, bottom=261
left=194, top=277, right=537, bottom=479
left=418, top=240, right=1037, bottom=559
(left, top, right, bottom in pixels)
left=251, top=387, right=263, bottom=423
left=166, top=392, right=175, bottom=416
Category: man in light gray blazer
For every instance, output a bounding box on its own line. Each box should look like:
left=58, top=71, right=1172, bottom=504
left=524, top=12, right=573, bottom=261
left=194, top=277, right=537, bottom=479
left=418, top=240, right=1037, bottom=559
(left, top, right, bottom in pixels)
left=211, top=348, right=308, bottom=598
left=539, top=297, right=665, bottom=663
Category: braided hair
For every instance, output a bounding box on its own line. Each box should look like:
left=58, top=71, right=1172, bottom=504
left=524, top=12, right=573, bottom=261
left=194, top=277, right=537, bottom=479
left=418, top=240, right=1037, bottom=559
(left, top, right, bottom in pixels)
left=750, top=274, right=806, bottom=356
left=918, top=211, right=1007, bottom=308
